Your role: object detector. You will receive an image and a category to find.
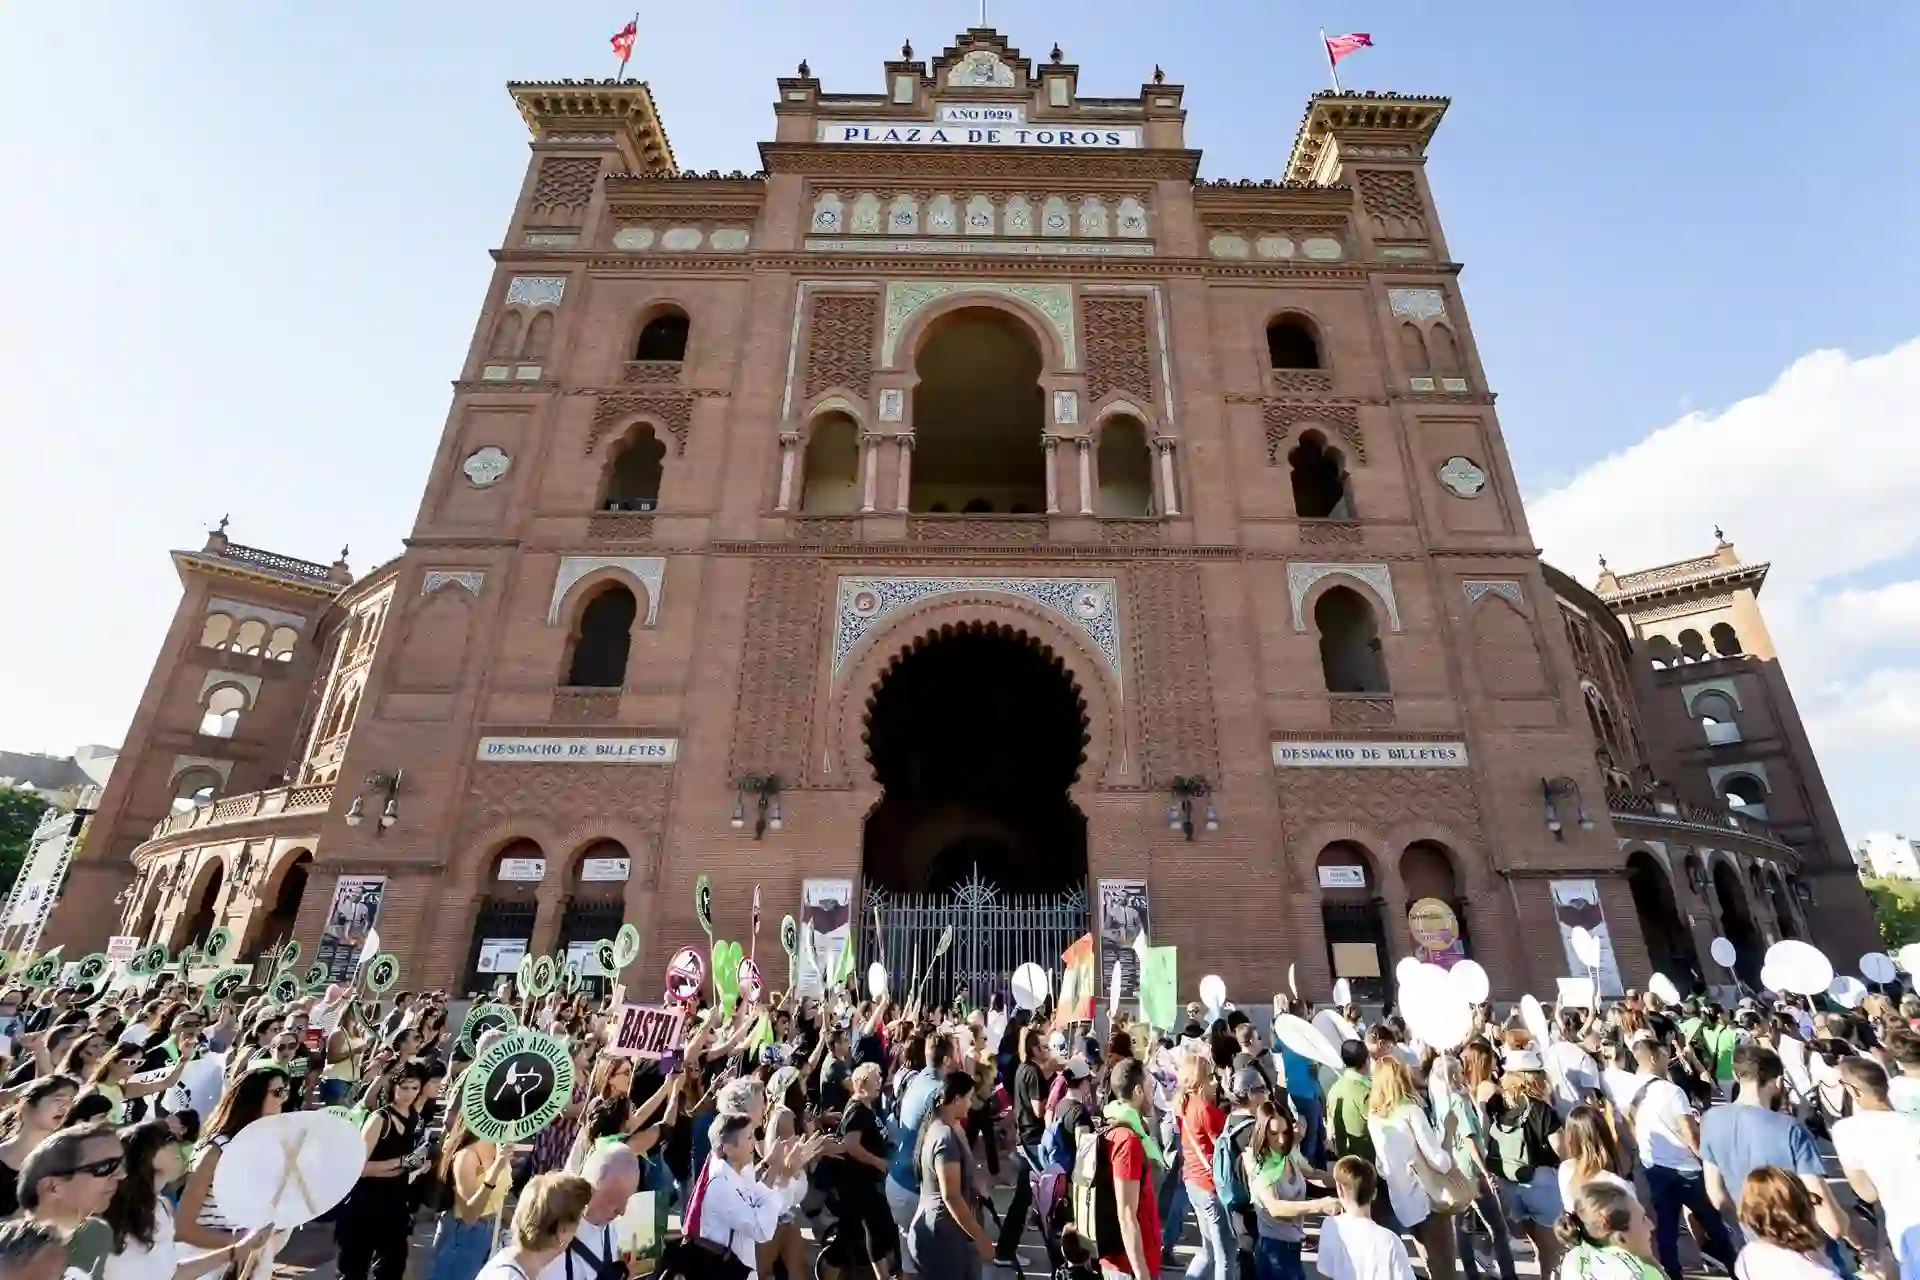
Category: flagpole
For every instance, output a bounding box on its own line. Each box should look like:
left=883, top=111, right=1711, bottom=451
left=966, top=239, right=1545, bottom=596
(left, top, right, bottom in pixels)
left=1320, top=28, right=1342, bottom=93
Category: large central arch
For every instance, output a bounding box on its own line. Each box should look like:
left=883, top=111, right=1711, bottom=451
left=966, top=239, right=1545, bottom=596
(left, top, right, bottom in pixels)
left=861, top=622, right=1090, bottom=894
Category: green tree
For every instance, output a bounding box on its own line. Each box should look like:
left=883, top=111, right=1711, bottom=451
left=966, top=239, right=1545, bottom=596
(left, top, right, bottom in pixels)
left=1861, top=876, right=1920, bottom=950
left=0, top=789, right=52, bottom=898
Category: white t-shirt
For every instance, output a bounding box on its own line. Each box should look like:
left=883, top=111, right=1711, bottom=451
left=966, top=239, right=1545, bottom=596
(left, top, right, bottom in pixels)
left=1732, top=1240, right=1838, bottom=1280
left=1557, top=1166, right=1632, bottom=1217
left=1629, top=1074, right=1701, bottom=1172
left=1600, top=1067, right=1640, bottom=1112
left=1315, top=1213, right=1415, bottom=1280
left=1888, top=1074, right=1920, bottom=1119
left=1546, top=1041, right=1600, bottom=1116
left=103, top=1198, right=175, bottom=1280
left=535, top=1219, right=616, bottom=1280
left=1830, top=1109, right=1920, bottom=1243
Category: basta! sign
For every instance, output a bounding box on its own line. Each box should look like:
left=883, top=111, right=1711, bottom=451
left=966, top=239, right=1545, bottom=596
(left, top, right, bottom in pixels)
left=609, top=1003, right=687, bottom=1061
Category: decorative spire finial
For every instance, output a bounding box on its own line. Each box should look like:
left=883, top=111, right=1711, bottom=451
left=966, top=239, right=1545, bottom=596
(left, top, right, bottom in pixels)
left=1714, top=524, right=1728, bottom=545
left=797, top=58, right=810, bottom=78
left=1152, top=64, right=1165, bottom=85
left=1050, top=42, right=1063, bottom=64
left=902, top=39, right=913, bottom=59
left=215, top=513, right=229, bottom=535
left=1598, top=553, right=1608, bottom=570
left=339, top=545, right=350, bottom=561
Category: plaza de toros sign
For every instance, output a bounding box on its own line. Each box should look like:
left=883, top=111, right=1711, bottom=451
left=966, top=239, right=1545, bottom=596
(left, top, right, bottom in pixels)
left=817, top=117, right=1142, bottom=149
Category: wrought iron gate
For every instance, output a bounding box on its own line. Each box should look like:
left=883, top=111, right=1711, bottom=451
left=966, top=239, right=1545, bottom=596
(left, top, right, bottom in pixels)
left=859, top=869, right=1088, bottom=1008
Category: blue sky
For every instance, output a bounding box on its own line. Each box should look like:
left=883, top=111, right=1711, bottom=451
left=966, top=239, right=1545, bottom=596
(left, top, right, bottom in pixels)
left=3, top=4, right=1917, bottom=844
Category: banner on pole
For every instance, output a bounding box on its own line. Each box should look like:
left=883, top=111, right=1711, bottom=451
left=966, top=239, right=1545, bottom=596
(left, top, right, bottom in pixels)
left=798, top=878, right=853, bottom=998
left=316, top=876, right=386, bottom=982
left=1550, top=879, right=1623, bottom=997
left=1097, top=879, right=1150, bottom=1002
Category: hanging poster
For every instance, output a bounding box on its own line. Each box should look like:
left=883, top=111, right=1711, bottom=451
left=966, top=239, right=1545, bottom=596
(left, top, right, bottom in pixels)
left=315, top=876, right=386, bottom=982
left=477, top=938, right=528, bottom=975
left=1407, top=898, right=1467, bottom=970
left=1097, top=879, right=1150, bottom=1002
left=798, top=878, right=854, bottom=998
left=1550, top=878, right=1623, bottom=997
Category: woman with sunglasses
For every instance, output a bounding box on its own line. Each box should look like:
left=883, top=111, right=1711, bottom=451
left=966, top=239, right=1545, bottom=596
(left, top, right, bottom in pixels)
left=176, top=1065, right=291, bottom=1267
left=18, top=1121, right=127, bottom=1280
left=0, top=1074, right=79, bottom=1217
left=57, top=1033, right=110, bottom=1081
left=337, top=1058, right=433, bottom=1280
left=103, top=1121, right=268, bottom=1280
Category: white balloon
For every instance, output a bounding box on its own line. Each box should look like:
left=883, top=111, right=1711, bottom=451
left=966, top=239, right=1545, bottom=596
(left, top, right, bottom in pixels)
left=213, top=1111, right=364, bottom=1229
left=1828, top=975, right=1867, bottom=1009
left=1648, top=972, right=1682, bottom=1005
left=1199, top=974, right=1228, bottom=1013
left=1011, top=962, right=1050, bottom=1010
left=1449, top=960, right=1491, bottom=1005
left=867, top=963, right=889, bottom=1000
left=1394, top=956, right=1423, bottom=986
left=1569, top=926, right=1602, bottom=969
left=1901, top=942, right=1920, bottom=975
left=1860, top=952, right=1897, bottom=984
left=1314, top=1008, right=1357, bottom=1049
left=1710, top=936, right=1737, bottom=967
left=360, top=928, right=381, bottom=964
left=1274, top=1013, right=1344, bottom=1072
left=1519, top=994, right=1550, bottom=1051
left=1330, top=978, right=1352, bottom=1006
left=1764, top=940, right=1834, bottom=997
left=1401, top=970, right=1473, bottom=1050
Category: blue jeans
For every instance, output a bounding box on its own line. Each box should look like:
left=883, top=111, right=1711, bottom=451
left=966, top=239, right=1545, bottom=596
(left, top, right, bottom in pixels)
left=1184, top=1184, right=1237, bottom=1280
left=1644, top=1164, right=1736, bottom=1280
left=1456, top=1185, right=1518, bottom=1280
left=1159, top=1157, right=1190, bottom=1252
left=427, top=1215, right=493, bottom=1280
left=1293, top=1096, right=1326, bottom=1168
left=1254, top=1238, right=1303, bottom=1280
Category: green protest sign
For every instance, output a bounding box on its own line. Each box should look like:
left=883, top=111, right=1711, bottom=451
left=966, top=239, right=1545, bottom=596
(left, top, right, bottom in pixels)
left=460, top=1030, right=576, bottom=1144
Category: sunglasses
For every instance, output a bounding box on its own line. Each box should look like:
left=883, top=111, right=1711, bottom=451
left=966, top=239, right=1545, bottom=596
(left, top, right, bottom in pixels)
left=266, top=1084, right=290, bottom=1099
left=59, top=1155, right=124, bottom=1180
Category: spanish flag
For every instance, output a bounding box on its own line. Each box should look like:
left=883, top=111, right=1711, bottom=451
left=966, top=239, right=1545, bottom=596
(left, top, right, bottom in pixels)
left=1056, top=933, right=1097, bottom=1024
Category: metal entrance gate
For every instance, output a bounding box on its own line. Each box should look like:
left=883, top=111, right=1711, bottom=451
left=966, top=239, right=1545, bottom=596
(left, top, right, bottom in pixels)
left=859, top=868, right=1088, bottom=1008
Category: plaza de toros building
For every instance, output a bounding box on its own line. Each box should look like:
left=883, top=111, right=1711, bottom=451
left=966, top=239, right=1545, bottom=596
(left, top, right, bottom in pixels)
left=48, top=31, right=1878, bottom=1001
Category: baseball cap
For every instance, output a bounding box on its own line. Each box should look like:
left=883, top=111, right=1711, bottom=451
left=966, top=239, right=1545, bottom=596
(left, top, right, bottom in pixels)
left=1504, top=1049, right=1545, bottom=1072
left=1230, top=1066, right=1270, bottom=1100
left=1063, top=1058, right=1094, bottom=1084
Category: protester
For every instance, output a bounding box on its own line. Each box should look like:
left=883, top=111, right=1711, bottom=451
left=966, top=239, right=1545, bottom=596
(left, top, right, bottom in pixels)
left=1482, top=1050, right=1565, bottom=1276
left=16, top=1122, right=125, bottom=1280
left=694, top=1113, right=788, bottom=1280
left=1364, top=1055, right=1457, bottom=1280
left=1315, top=1156, right=1414, bottom=1280
left=827, top=1061, right=898, bottom=1279
left=335, top=1057, right=431, bottom=1280
left=1100, top=1059, right=1161, bottom=1280
left=0, top=1075, right=79, bottom=1217
left=1622, top=1038, right=1735, bottom=1280
left=426, top=1111, right=515, bottom=1280
left=1325, top=1040, right=1374, bottom=1164
left=1700, top=1045, right=1853, bottom=1249
left=1829, top=1056, right=1920, bottom=1278
left=1730, top=1168, right=1841, bottom=1280
left=887, top=1029, right=952, bottom=1268
left=542, top=1144, right=641, bottom=1280
left=0, top=1215, right=69, bottom=1280
left=175, top=1065, right=289, bottom=1267
left=999, top=1028, right=1053, bottom=1266
left=1553, top=1180, right=1663, bottom=1280
left=102, top=1120, right=269, bottom=1280
left=1243, top=1100, right=1337, bottom=1280
left=474, top=1172, right=592, bottom=1280
left=1176, top=1048, right=1236, bottom=1280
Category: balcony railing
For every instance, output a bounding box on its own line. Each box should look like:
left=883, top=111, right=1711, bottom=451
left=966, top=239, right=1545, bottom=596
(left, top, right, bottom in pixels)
left=147, top=783, right=334, bottom=842
left=1606, top=786, right=1793, bottom=854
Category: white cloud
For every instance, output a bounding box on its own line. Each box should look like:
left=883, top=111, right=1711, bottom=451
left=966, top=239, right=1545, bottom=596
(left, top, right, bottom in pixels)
left=1526, top=337, right=1920, bottom=841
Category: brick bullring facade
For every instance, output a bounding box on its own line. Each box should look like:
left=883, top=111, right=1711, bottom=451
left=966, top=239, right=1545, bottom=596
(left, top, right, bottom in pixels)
left=48, top=31, right=1877, bottom=1001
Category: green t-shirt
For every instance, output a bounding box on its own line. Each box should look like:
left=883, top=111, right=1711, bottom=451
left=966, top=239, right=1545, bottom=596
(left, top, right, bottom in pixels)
left=62, top=1218, right=113, bottom=1280
left=1698, top=1026, right=1739, bottom=1081
left=1325, top=1069, right=1374, bottom=1163
left=1558, top=1241, right=1663, bottom=1280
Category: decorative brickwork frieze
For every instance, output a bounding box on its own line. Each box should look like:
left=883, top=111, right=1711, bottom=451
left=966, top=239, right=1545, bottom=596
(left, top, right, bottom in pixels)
left=804, top=295, right=878, bottom=401
left=1124, top=563, right=1220, bottom=786
left=588, top=392, right=694, bottom=455
left=1356, top=169, right=1428, bottom=240
left=532, top=157, right=601, bottom=219
left=1083, top=297, right=1153, bottom=407
left=728, top=559, right=825, bottom=783
left=1263, top=401, right=1366, bottom=464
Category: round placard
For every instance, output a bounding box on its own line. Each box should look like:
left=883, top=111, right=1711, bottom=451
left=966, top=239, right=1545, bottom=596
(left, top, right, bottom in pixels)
left=20, top=954, right=60, bottom=989
left=458, top=1001, right=520, bottom=1056
left=1899, top=942, right=1920, bottom=975
left=664, top=947, right=703, bottom=1002
left=1010, top=963, right=1048, bottom=1010
left=867, top=962, right=890, bottom=1002
left=779, top=915, right=798, bottom=960
left=1449, top=959, right=1491, bottom=1004
left=526, top=954, right=558, bottom=997
left=1648, top=972, right=1683, bottom=1005
left=277, top=939, right=302, bottom=972
left=737, top=956, right=765, bottom=1004
left=203, top=965, right=252, bottom=1008
left=1709, top=936, right=1737, bottom=967
left=129, top=944, right=168, bottom=978
left=74, top=953, right=110, bottom=986
left=1763, top=940, right=1833, bottom=997
left=1330, top=977, right=1352, bottom=1007
left=270, top=972, right=302, bottom=1005
left=614, top=924, right=641, bottom=969
left=364, top=953, right=400, bottom=994
left=206, top=927, right=235, bottom=962
left=1860, top=952, right=1897, bottom=984
left=561, top=957, right=582, bottom=994
left=303, top=962, right=328, bottom=990
left=460, top=1030, right=576, bottom=1145
left=695, top=875, right=714, bottom=936
left=593, top=939, right=618, bottom=974
left=211, top=1110, right=364, bottom=1229
left=515, top=952, right=537, bottom=995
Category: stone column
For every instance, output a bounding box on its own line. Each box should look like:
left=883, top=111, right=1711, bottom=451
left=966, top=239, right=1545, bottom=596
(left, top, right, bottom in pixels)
left=530, top=885, right=567, bottom=955
left=893, top=434, right=914, bottom=512
left=1154, top=436, right=1181, bottom=516
left=1043, top=436, right=1060, bottom=514
left=860, top=433, right=881, bottom=513
left=1077, top=436, right=1094, bottom=515
left=774, top=432, right=801, bottom=511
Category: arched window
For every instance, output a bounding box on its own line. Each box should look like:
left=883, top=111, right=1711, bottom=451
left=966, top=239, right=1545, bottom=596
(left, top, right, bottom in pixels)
left=1646, top=635, right=1677, bottom=670
left=1095, top=416, right=1155, bottom=517
left=233, top=619, right=267, bottom=656
left=634, top=311, right=689, bottom=362
left=1315, top=586, right=1389, bottom=693
left=908, top=308, right=1045, bottom=513
left=200, top=615, right=233, bottom=649
left=1710, top=622, right=1743, bottom=657
left=1722, top=774, right=1768, bottom=820
left=171, top=770, right=221, bottom=813
left=521, top=311, right=554, bottom=360
left=1427, top=323, right=1462, bottom=374
left=1584, top=687, right=1619, bottom=756
left=1399, top=323, right=1429, bottom=373
left=267, top=626, right=299, bottom=661
left=1266, top=317, right=1321, bottom=370
left=800, top=414, right=861, bottom=515
left=1677, top=629, right=1708, bottom=663
left=199, top=685, right=248, bottom=739
left=322, top=677, right=363, bottom=741
left=1693, top=690, right=1740, bottom=744
left=1288, top=431, right=1353, bottom=519
left=602, top=425, right=665, bottom=512
left=564, top=585, right=637, bottom=688
left=488, top=311, right=522, bottom=359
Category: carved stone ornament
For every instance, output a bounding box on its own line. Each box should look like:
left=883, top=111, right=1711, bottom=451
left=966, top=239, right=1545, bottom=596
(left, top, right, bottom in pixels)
left=462, top=446, right=511, bottom=488
left=505, top=276, right=567, bottom=308
left=548, top=556, right=666, bottom=626
left=883, top=280, right=1075, bottom=367
left=422, top=570, right=486, bottom=597
left=1387, top=287, right=1446, bottom=322
left=1288, top=562, right=1402, bottom=632
left=1437, top=455, right=1488, bottom=498
left=878, top=388, right=904, bottom=422
left=834, top=576, right=1120, bottom=675
left=947, top=49, right=1017, bottom=88
left=1052, top=389, right=1079, bottom=425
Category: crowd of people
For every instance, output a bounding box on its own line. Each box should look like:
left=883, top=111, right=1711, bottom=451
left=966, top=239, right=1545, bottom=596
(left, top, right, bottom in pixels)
left=0, top=966, right=1913, bottom=1280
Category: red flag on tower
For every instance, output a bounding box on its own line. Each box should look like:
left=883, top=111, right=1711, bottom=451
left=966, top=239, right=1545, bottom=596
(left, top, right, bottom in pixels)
left=1320, top=30, right=1372, bottom=91
left=611, top=17, right=638, bottom=77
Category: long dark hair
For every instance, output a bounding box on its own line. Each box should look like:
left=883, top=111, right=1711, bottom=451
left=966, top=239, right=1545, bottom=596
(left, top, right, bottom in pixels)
left=203, top=1066, right=287, bottom=1142
left=89, top=1043, right=145, bottom=1086
left=0, top=1075, right=79, bottom=1141
left=916, top=1070, right=976, bottom=1171
left=434, top=1110, right=485, bottom=1188
left=103, top=1121, right=174, bottom=1251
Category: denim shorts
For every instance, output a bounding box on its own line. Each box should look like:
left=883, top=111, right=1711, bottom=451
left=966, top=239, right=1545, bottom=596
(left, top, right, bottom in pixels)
left=1498, top=1170, right=1563, bottom=1226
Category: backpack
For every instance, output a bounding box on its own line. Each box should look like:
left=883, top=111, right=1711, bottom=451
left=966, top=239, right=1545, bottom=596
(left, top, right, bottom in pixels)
left=1213, top=1114, right=1256, bottom=1212
left=1069, top=1122, right=1123, bottom=1255
left=1488, top=1101, right=1537, bottom=1183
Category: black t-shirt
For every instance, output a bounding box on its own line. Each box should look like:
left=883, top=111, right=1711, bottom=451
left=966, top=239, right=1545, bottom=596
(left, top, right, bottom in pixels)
left=819, top=1058, right=851, bottom=1116
left=838, top=1097, right=888, bottom=1188
left=1054, top=1097, right=1093, bottom=1148
left=1014, top=1061, right=1050, bottom=1147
